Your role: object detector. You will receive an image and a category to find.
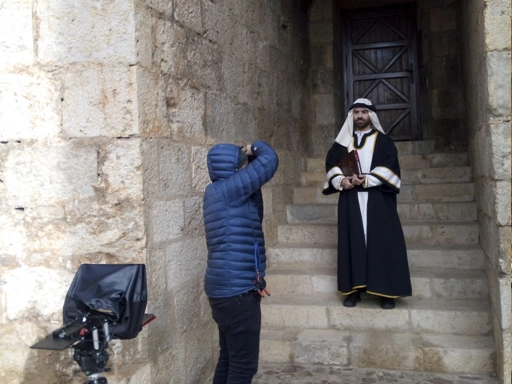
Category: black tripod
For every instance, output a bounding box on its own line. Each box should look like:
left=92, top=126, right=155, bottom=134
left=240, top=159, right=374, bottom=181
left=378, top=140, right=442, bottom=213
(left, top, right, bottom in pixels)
left=71, top=317, right=113, bottom=384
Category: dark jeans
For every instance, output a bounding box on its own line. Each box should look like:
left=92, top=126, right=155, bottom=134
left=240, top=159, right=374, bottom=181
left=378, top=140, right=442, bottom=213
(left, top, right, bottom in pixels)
left=209, top=291, right=262, bottom=384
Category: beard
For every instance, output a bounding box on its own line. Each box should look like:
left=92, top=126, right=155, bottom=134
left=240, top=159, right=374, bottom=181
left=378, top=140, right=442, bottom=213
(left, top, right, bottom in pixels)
left=354, top=117, right=371, bottom=130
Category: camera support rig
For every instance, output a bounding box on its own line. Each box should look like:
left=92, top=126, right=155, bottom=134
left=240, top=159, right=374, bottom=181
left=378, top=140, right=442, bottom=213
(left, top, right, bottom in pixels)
left=30, top=264, right=155, bottom=384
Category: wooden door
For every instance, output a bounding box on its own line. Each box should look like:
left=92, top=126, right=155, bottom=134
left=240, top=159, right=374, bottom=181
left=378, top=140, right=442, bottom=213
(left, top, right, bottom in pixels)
left=342, top=6, right=421, bottom=141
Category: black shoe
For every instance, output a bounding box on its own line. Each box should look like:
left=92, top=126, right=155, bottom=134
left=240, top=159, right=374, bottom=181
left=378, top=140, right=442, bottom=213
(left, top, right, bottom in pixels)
left=381, top=297, right=395, bottom=309
left=343, top=292, right=361, bottom=307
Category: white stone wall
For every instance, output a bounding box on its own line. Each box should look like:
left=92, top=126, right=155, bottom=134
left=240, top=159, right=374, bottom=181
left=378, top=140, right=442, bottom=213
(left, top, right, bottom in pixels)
left=0, top=0, right=147, bottom=382
left=461, top=1, right=511, bottom=383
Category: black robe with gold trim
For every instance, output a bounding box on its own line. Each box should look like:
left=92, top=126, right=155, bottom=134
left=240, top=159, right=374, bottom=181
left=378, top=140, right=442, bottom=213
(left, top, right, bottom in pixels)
left=323, top=130, right=412, bottom=298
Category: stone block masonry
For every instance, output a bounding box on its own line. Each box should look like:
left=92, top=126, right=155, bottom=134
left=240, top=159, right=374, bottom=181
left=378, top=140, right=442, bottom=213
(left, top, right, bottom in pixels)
left=0, top=1, right=312, bottom=383
left=461, top=0, right=511, bottom=382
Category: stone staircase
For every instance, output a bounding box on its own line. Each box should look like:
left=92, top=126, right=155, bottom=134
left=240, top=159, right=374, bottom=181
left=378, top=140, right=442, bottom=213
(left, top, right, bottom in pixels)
left=261, top=141, right=496, bottom=375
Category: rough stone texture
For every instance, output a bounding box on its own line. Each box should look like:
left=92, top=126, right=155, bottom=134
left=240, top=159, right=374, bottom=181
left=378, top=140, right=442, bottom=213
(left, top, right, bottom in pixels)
left=253, top=363, right=498, bottom=384
left=418, top=0, right=467, bottom=151
left=4, top=143, right=98, bottom=207
left=62, top=67, right=139, bottom=137
left=484, top=0, right=511, bottom=51
left=0, top=0, right=34, bottom=70
left=461, top=0, right=511, bottom=382
left=37, top=0, right=137, bottom=65
left=151, top=200, right=184, bottom=243
left=138, top=1, right=311, bottom=382
left=0, top=73, right=60, bottom=140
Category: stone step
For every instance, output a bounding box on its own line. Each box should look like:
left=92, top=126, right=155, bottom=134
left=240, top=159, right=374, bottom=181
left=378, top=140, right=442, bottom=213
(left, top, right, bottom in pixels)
left=306, top=152, right=469, bottom=172
left=267, top=244, right=485, bottom=271
left=261, top=293, right=492, bottom=336
left=301, top=166, right=472, bottom=186
left=293, top=183, right=475, bottom=205
left=287, top=201, right=477, bottom=223
left=395, top=140, right=436, bottom=155
left=260, top=329, right=495, bottom=374
left=265, top=268, right=488, bottom=300
left=277, top=222, right=479, bottom=246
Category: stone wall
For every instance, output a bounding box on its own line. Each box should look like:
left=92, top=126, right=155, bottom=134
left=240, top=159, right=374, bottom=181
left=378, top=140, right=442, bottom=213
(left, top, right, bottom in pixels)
left=0, top=1, right=311, bottom=383
left=308, top=0, right=337, bottom=157
left=140, top=1, right=309, bottom=382
left=416, top=0, right=466, bottom=151
left=460, top=1, right=511, bottom=383
left=0, top=0, right=148, bottom=382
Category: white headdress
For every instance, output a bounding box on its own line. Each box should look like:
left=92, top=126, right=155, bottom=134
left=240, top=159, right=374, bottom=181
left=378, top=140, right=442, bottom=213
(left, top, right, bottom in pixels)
left=335, top=98, right=385, bottom=147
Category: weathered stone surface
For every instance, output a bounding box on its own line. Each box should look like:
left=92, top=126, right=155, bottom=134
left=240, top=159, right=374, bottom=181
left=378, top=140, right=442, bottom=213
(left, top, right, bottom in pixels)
left=134, top=1, right=152, bottom=69
left=484, top=0, right=511, bottom=50
left=309, top=21, right=333, bottom=43
left=174, top=0, right=202, bottom=34
left=165, top=238, right=207, bottom=292
left=314, top=94, right=335, bottom=125
left=37, top=0, right=136, bottom=65
left=205, top=92, right=236, bottom=142
left=139, top=0, right=172, bottom=16
left=430, top=7, right=457, bottom=31
left=174, top=280, right=208, bottom=333
left=168, top=83, right=205, bottom=141
left=30, top=201, right=145, bottom=259
left=137, top=67, right=167, bottom=136
left=191, top=146, right=210, bottom=193
left=101, top=139, right=143, bottom=201
left=260, top=329, right=297, bottom=363
left=152, top=200, right=184, bottom=243
left=489, top=273, right=511, bottom=330
left=188, top=38, right=223, bottom=91
left=486, top=51, right=511, bottom=117
left=156, top=19, right=187, bottom=75
left=62, top=67, right=139, bottom=137
left=309, top=0, right=333, bottom=21
left=183, top=196, right=204, bottom=237
left=0, top=208, right=27, bottom=258
left=294, top=329, right=349, bottom=365
left=184, top=326, right=216, bottom=383
left=351, top=332, right=423, bottom=370
left=490, top=121, right=511, bottom=181
left=0, top=73, right=60, bottom=140
left=422, top=334, right=495, bottom=373
left=0, top=0, right=33, bottom=69
left=159, top=142, right=190, bottom=197
left=479, top=214, right=511, bottom=274
left=4, top=143, right=97, bottom=206
left=2, top=266, right=74, bottom=320
left=432, top=89, right=463, bottom=119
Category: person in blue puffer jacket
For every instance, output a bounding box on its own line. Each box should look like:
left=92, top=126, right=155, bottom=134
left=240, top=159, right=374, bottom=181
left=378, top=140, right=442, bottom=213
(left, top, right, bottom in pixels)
left=203, top=140, right=278, bottom=384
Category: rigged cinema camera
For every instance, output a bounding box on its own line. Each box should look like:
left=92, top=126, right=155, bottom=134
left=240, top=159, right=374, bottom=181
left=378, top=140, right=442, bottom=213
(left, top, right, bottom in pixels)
left=31, top=264, right=155, bottom=384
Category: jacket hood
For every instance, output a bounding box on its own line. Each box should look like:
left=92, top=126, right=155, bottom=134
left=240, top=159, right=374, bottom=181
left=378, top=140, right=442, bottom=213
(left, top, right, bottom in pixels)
left=207, top=144, right=241, bottom=182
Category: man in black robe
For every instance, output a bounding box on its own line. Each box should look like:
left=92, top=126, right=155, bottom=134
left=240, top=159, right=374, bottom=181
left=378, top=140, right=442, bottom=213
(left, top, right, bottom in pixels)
left=323, top=98, right=412, bottom=309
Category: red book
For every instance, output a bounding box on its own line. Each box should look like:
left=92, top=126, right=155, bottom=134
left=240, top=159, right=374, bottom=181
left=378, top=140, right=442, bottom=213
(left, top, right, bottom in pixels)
left=337, top=150, right=362, bottom=176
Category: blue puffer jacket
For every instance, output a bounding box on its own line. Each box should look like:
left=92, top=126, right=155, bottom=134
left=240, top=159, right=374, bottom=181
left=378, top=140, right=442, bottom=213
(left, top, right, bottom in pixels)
left=203, top=141, right=279, bottom=298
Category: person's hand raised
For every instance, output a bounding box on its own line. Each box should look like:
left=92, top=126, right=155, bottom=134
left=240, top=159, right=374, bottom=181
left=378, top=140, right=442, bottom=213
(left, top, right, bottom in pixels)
left=244, top=144, right=253, bottom=156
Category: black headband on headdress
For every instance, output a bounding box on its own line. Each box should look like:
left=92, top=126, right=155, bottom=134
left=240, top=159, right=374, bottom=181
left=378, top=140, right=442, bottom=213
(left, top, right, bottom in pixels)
left=349, top=102, right=377, bottom=112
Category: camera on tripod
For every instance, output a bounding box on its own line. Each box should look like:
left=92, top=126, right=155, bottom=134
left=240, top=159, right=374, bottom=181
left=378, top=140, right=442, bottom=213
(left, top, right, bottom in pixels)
left=31, top=264, right=155, bottom=384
